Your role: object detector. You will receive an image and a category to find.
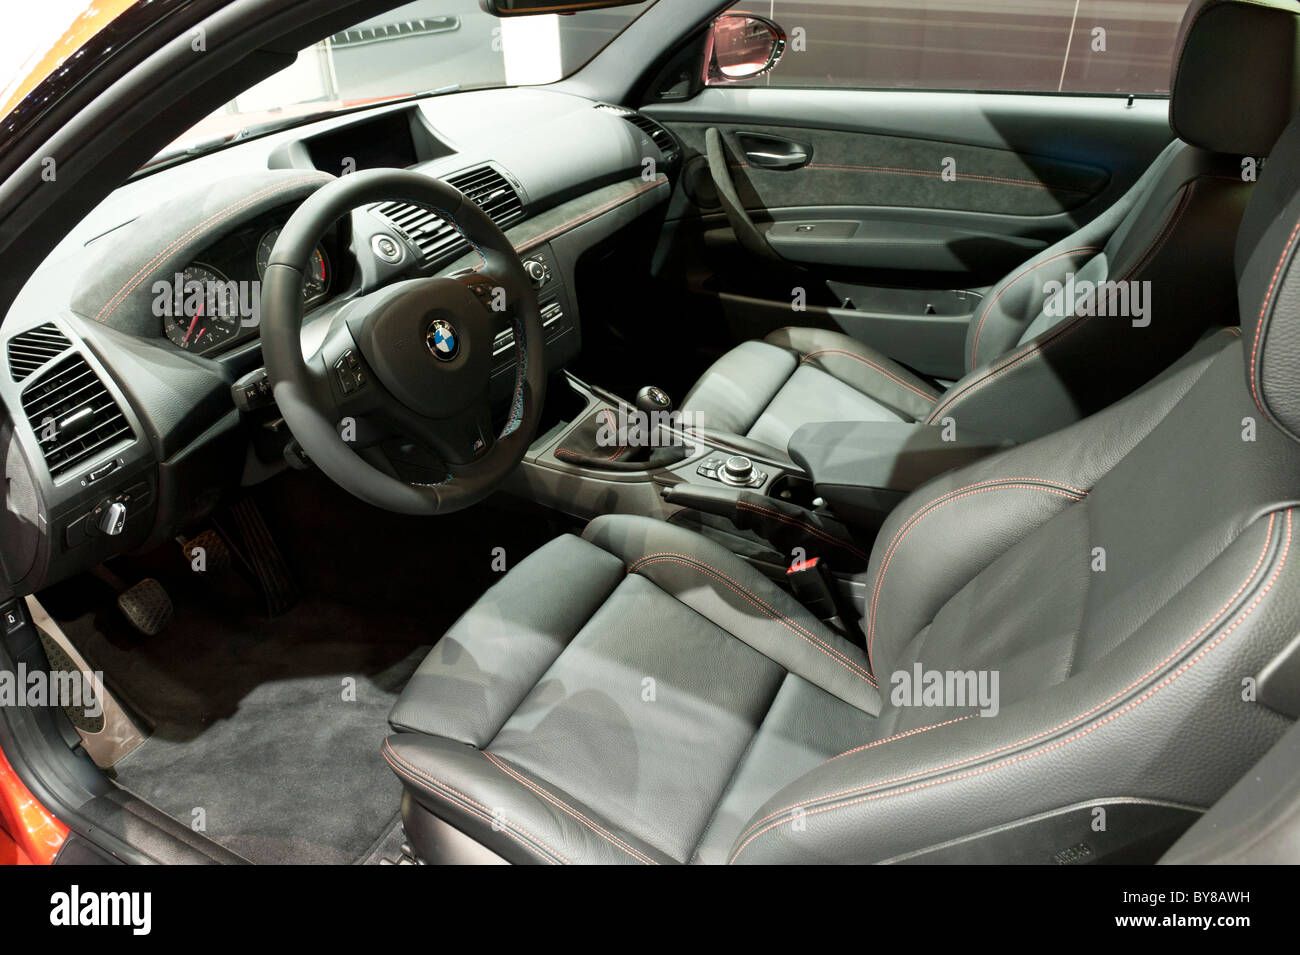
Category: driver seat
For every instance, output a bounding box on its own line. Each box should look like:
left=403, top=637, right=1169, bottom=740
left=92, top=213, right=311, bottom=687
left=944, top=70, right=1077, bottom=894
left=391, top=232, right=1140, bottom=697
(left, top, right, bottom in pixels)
left=383, top=112, right=1300, bottom=872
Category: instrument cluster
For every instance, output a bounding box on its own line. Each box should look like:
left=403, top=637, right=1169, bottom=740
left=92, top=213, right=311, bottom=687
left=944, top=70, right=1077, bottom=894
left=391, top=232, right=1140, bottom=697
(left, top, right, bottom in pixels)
left=162, top=212, right=346, bottom=356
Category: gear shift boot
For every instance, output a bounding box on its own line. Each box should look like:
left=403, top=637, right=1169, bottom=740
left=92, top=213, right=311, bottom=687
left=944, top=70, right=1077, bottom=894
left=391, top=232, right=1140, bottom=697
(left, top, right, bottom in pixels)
left=553, top=390, right=688, bottom=471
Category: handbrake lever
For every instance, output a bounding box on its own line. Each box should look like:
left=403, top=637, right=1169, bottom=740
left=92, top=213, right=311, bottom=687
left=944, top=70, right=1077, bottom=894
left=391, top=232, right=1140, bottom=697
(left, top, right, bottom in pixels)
left=660, top=483, right=870, bottom=572
left=661, top=482, right=868, bottom=643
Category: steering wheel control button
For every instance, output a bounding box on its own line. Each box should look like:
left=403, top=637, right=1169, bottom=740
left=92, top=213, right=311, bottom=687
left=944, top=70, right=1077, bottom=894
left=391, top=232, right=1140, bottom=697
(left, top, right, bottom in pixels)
left=426, top=318, right=459, bottom=361
left=334, top=350, right=366, bottom=395
left=460, top=276, right=495, bottom=300
left=371, top=234, right=405, bottom=264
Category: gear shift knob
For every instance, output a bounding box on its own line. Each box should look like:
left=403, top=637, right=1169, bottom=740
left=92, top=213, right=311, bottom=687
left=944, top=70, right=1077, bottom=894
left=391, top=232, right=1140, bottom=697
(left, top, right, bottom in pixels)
left=635, top=385, right=674, bottom=417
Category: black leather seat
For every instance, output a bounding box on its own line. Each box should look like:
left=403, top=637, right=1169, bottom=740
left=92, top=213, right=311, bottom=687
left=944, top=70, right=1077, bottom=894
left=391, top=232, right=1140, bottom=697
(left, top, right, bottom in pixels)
left=385, top=102, right=1300, bottom=862
left=384, top=3, right=1300, bottom=864
left=680, top=0, right=1300, bottom=455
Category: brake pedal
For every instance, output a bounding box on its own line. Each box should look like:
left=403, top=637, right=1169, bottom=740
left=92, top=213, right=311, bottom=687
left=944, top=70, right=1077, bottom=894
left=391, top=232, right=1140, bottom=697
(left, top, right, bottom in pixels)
left=116, top=578, right=174, bottom=637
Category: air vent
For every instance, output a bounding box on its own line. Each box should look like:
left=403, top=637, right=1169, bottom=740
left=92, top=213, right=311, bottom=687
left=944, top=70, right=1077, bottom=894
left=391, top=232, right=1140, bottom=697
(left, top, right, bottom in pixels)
left=372, top=165, right=524, bottom=269
left=8, top=323, right=71, bottom=382
left=595, top=104, right=681, bottom=164
left=21, top=353, right=133, bottom=479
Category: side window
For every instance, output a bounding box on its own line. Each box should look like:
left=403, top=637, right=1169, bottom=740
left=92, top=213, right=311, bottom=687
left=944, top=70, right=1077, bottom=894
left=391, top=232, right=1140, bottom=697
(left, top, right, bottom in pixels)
left=722, top=0, right=1187, bottom=95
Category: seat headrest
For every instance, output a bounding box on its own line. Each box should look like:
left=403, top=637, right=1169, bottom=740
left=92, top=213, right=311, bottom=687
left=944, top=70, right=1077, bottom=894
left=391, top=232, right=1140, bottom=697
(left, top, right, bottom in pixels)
left=1170, top=0, right=1300, bottom=155
left=1239, top=108, right=1300, bottom=441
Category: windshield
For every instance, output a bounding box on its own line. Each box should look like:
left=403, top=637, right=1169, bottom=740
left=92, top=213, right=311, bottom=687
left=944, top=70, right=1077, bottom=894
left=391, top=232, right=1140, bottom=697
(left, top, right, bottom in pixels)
left=160, top=0, right=654, bottom=156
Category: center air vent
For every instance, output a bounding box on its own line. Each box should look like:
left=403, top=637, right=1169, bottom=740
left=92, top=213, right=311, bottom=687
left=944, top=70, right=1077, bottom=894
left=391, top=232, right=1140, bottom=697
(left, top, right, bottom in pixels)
left=21, top=353, right=133, bottom=479
left=595, top=104, right=681, bottom=164
left=372, top=165, right=524, bottom=269
left=8, top=323, right=71, bottom=382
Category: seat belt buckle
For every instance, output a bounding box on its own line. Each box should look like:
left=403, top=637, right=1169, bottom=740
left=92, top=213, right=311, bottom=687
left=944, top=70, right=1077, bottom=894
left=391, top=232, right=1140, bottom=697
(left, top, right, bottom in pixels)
left=786, top=556, right=839, bottom=619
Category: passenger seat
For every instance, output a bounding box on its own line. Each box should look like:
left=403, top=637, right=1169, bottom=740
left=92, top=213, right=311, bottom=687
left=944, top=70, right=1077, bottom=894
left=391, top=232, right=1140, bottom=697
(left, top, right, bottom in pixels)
left=681, top=0, right=1300, bottom=456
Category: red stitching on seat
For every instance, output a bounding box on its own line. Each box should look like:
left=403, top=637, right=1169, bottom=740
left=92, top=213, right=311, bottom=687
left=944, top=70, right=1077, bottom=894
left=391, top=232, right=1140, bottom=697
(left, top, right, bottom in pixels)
left=866, top=480, right=1089, bottom=664
left=799, top=348, right=938, bottom=403
left=928, top=319, right=1089, bottom=423
left=382, top=741, right=570, bottom=864
left=968, top=247, right=1099, bottom=371
left=729, top=510, right=1287, bottom=863
left=93, top=174, right=333, bottom=324
left=482, top=751, right=657, bottom=865
left=1249, top=216, right=1300, bottom=416
left=944, top=183, right=1193, bottom=414
left=628, top=552, right=878, bottom=688
left=823, top=714, right=978, bottom=764
left=735, top=501, right=870, bottom=563
left=1115, top=183, right=1195, bottom=285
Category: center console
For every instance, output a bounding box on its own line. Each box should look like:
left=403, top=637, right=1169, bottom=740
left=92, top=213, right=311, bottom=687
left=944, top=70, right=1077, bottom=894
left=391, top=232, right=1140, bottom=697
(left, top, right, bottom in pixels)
left=508, top=376, right=1016, bottom=631
left=505, top=372, right=795, bottom=525
left=488, top=243, right=580, bottom=405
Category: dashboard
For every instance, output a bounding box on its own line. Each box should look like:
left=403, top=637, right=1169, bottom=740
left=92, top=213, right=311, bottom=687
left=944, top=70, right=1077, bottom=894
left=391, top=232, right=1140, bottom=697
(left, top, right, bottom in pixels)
left=0, top=86, right=678, bottom=596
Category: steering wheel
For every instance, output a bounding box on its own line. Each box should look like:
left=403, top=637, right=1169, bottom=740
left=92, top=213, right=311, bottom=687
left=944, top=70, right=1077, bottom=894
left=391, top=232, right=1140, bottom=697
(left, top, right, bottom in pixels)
left=260, top=170, right=546, bottom=515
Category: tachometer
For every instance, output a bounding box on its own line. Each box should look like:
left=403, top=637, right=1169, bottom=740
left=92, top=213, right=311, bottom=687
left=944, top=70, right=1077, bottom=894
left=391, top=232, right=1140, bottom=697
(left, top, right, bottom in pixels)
left=256, top=227, right=329, bottom=304
left=164, top=264, right=242, bottom=352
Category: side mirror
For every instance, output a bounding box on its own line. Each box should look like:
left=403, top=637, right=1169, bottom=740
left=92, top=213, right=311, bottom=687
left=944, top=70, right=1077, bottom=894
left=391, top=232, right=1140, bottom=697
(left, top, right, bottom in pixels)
left=704, top=13, right=787, bottom=84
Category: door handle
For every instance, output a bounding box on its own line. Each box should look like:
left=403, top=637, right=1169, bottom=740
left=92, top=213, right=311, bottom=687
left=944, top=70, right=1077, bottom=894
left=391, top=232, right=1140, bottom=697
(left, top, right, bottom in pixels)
left=744, top=148, right=811, bottom=170
left=736, top=132, right=813, bottom=170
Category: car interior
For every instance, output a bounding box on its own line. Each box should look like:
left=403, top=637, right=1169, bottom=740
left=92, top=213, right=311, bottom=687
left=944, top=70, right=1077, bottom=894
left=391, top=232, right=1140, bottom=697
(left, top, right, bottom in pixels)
left=3, top=0, right=1300, bottom=866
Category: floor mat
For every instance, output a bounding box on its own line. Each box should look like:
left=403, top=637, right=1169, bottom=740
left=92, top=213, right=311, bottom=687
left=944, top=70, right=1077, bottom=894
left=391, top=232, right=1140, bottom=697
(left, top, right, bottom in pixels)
left=41, top=473, right=566, bottom=864
left=113, top=655, right=421, bottom=865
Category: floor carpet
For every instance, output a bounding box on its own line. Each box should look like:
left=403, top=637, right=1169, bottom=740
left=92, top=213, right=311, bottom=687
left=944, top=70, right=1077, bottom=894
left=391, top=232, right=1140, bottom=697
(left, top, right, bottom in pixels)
left=41, top=472, right=566, bottom=864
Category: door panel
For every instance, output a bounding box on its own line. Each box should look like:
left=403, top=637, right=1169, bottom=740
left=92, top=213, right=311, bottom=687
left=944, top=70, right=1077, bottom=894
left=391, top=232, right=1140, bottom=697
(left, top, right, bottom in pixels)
left=642, top=87, right=1173, bottom=375
left=677, top=120, right=1113, bottom=217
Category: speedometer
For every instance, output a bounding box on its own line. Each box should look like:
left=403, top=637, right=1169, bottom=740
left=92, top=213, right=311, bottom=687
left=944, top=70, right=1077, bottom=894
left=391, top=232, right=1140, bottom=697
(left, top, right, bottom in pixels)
left=256, top=227, right=329, bottom=305
left=164, top=264, right=242, bottom=352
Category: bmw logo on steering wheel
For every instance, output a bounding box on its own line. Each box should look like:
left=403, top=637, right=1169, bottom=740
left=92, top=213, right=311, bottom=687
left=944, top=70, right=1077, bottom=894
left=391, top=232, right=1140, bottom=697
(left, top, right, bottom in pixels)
left=426, top=318, right=459, bottom=361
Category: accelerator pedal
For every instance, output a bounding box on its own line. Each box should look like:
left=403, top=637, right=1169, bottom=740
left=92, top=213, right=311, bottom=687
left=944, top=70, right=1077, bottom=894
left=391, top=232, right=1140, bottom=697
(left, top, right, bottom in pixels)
left=221, top=497, right=299, bottom=616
